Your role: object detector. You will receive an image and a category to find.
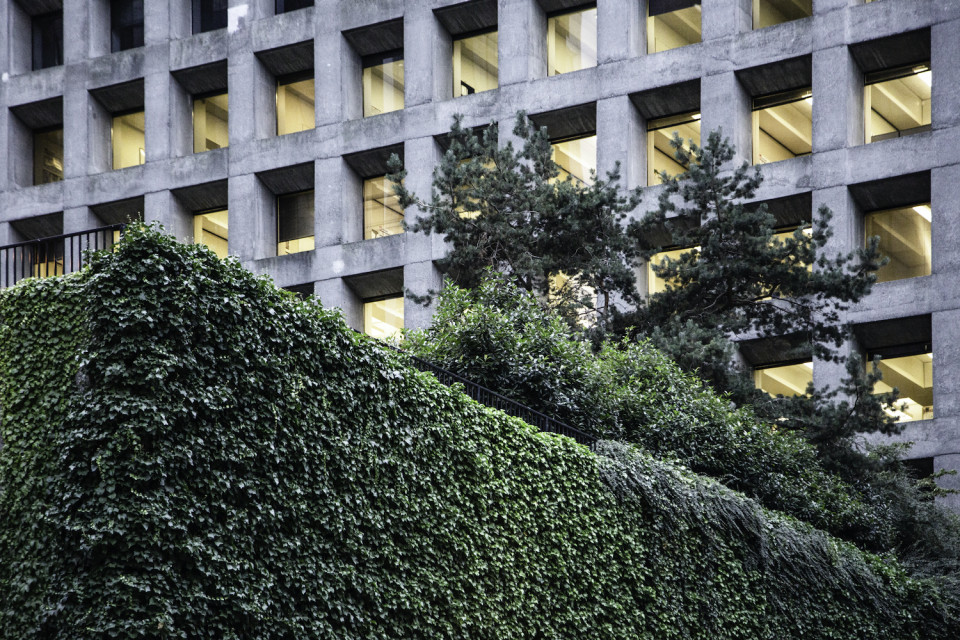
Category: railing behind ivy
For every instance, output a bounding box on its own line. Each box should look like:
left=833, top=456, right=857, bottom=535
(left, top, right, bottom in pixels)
left=0, top=225, right=125, bottom=289
left=400, top=351, right=598, bottom=449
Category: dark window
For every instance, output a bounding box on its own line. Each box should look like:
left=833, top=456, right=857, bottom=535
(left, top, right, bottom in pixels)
left=32, top=11, right=63, bottom=70
left=277, top=190, right=315, bottom=254
left=276, top=0, right=312, bottom=13
left=284, top=283, right=314, bottom=299
left=193, top=0, right=228, bottom=34
left=111, top=0, right=144, bottom=52
left=33, top=127, right=64, bottom=185
left=649, top=0, right=701, bottom=16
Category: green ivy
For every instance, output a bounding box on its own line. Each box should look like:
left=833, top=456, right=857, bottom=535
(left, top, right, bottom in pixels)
left=0, top=226, right=957, bottom=638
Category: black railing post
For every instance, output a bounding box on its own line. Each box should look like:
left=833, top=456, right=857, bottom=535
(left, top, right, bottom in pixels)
left=0, top=224, right=125, bottom=289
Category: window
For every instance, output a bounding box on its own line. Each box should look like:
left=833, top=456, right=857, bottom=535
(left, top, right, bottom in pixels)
left=193, top=92, right=229, bottom=152
left=647, top=112, right=701, bottom=185
left=647, top=0, right=701, bottom=54
left=363, top=52, right=404, bottom=117
left=453, top=30, right=498, bottom=96
left=752, top=88, right=812, bottom=165
left=754, top=361, right=813, bottom=397
left=865, top=64, right=931, bottom=143
left=364, top=295, right=404, bottom=339
left=647, top=246, right=694, bottom=295
left=547, top=6, right=597, bottom=75
left=33, top=128, right=63, bottom=185
left=363, top=176, right=404, bottom=240
left=32, top=11, right=63, bottom=70
left=112, top=111, right=145, bottom=170
left=276, top=75, right=315, bottom=135
left=276, top=0, right=312, bottom=13
left=193, top=0, right=228, bottom=34
left=871, top=348, right=933, bottom=423
left=194, top=209, right=228, bottom=258
left=753, top=0, right=812, bottom=30
left=552, top=135, right=596, bottom=183
left=277, top=190, right=314, bottom=255
left=865, top=204, right=931, bottom=282
left=111, top=0, right=144, bottom=52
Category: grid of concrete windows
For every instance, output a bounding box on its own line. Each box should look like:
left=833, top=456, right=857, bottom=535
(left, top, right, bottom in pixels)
left=2, top=0, right=959, bottom=506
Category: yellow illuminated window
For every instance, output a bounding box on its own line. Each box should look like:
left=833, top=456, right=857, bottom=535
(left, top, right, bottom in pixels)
left=648, top=0, right=701, bottom=54
left=865, top=204, right=931, bottom=282
left=193, top=92, right=229, bottom=153
left=753, top=0, right=812, bottom=30
left=551, top=135, right=596, bottom=184
left=364, top=295, right=404, bottom=339
left=872, top=351, right=933, bottom=422
left=548, top=7, right=597, bottom=75
left=277, top=190, right=314, bottom=256
left=363, top=176, right=404, bottom=240
left=647, top=246, right=696, bottom=295
left=277, top=76, right=315, bottom=135
left=647, top=112, right=701, bottom=185
left=454, top=31, right=498, bottom=96
left=752, top=89, right=812, bottom=165
left=363, top=54, right=404, bottom=117
left=194, top=209, right=228, bottom=259
left=34, top=128, right=63, bottom=185
left=755, top=361, right=812, bottom=397
left=865, top=65, right=931, bottom=143
left=112, top=110, right=145, bottom=170
left=29, top=239, right=65, bottom=278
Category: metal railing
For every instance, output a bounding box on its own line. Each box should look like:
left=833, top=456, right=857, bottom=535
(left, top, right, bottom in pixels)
left=0, top=225, right=125, bottom=288
left=400, top=350, right=598, bottom=449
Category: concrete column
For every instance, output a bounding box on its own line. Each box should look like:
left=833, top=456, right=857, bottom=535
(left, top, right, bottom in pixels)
left=0, top=1, right=11, bottom=76
left=315, top=1, right=349, bottom=126
left=6, top=2, right=31, bottom=76
left=598, top=0, right=642, bottom=64
left=701, top=0, right=751, bottom=43
left=63, top=0, right=90, bottom=65
left=0, top=108, right=10, bottom=191
left=86, top=0, right=111, bottom=60
left=932, top=18, right=960, bottom=131
left=597, top=95, right=644, bottom=190
left=404, top=4, right=446, bottom=107
left=402, top=135, right=440, bottom=253
left=145, top=0, right=172, bottom=45
left=64, top=70, right=96, bottom=178
left=498, top=0, right=546, bottom=85
left=701, top=71, right=751, bottom=166
left=145, top=190, right=192, bottom=242
left=144, top=57, right=172, bottom=162
left=228, top=172, right=273, bottom=261
left=404, top=260, right=442, bottom=330
left=812, top=45, right=862, bottom=153
left=316, top=276, right=362, bottom=328
left=315, top=156, right=349, bottom=248
left=932, top=164, right=960, bottom=276
left=932, top=309, right=960, bottom=423
left=5, top=113, right=30, bottom=189
left=227, top=52, right=272, bottom=144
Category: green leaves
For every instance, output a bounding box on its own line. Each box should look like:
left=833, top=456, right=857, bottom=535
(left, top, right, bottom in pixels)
left=0, top=226, right=956, bottom=638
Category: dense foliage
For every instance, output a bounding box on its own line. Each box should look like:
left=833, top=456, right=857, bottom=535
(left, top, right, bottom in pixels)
left=405, top=275, right=960, bottom=573
left=2, top=228, right=958, bottom=637
left=388, top=113, right=643, bottom=324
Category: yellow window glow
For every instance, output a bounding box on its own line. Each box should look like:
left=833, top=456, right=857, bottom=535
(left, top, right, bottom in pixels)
left=277, top=76, right=315, bottom=135
left=865, top=65, right=931, bottom=144
left=647, top=112, right=701, bottom=185
left=754, top=361, right=813, bottom=397
left=752, top=0, right=812, bottom=30
left=752, top=90, right=812, bottom=165
left=453, top=31, right=498, bottom=96
left=548, top=7, right=597, bottom=75
left=112, top=110, right=145, bottom=170
left=277, top=190, right=315, bottom=256
left=34, top=127, right=63, bottom=185
left=363, top=176, right=404, bottom=240
left=194, top=209, right=228, bottom=259
left=193, top=92, right=229, bottom=153
left=363, top=56, right=404, bottom=117
left=872, top=352, right=933, bottom=422
left=364, top=296, right=404, bottom=339
left=865, top=204, right=931, bottom=282
left=647, top=0, right=701, bottom=54
left=551, top=135, right=596, bottom=184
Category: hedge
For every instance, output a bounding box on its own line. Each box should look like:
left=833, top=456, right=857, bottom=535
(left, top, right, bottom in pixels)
left=0, top=226, right=956, bottom=638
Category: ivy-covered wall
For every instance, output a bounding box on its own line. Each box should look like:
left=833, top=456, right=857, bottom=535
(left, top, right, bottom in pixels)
left=0, top=228, right=957, bottom=639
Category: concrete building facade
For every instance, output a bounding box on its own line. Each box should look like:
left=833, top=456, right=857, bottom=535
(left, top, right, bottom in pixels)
left=2, top=0, right=960, bottom=503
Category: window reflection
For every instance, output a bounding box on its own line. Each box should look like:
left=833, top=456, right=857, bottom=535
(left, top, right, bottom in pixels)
left=551, top=135, right=596, bottom=184
left=112, top=111, right=145, bottom=170
left=277, top=76, right=315, bottom=135
left=752, top=89, right=812, bottom=165
left=647, top=112, right=701, bottom=185
left=194, top=209, right=228, bottom=258
left=363, top=54, right=404, bottom=117
left=363, top=176, right=404, bottom=240
left=865, top=204, right=931, bottom=282
left=647, top=0, right=701, bottom=54
left=754, top=361, right=813, bottom=397
left=364, top=296, right=404, bottom=340
left=865, top=65, right=931, bottom=143
left=194, top=92, right=229, bottom=153
left=548, top=7, right=597, bottom=75
left=454, top=31, right=498, bottom=95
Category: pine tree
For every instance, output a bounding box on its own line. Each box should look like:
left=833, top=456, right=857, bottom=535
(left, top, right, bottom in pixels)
left=387, top=113, right=643, bottom=326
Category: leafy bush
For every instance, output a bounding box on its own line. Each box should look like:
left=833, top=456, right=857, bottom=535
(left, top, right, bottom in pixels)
left=1, top=227, right=957, bottom=638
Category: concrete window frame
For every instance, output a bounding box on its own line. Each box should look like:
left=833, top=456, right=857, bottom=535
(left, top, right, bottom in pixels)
left=8, top=96, right=64, bottom=188
left=343, top=18, right=405, bottom=121
left=255, top=162, right=316, bottom=258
